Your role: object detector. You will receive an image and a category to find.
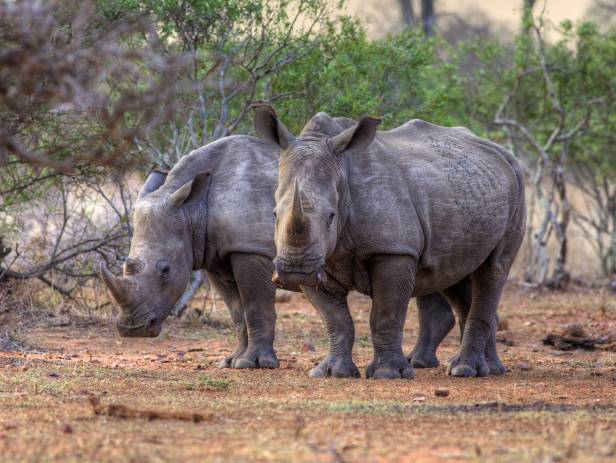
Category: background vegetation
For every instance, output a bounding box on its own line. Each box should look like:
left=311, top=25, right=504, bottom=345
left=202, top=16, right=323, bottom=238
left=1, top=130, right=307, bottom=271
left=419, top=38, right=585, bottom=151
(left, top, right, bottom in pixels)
left=1, top=0, right=615, bottom=315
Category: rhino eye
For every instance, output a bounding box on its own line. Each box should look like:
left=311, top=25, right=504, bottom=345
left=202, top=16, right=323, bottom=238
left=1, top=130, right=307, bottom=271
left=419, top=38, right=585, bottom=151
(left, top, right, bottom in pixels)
left=156, top=260, right=170, bottom=280
left=327, top=211, right=335, bottom=228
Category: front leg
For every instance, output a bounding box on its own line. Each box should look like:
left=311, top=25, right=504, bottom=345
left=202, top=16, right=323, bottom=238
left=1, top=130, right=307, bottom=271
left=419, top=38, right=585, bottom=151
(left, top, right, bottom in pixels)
left=231, top=254, right=278, bottom=369
left=301, top=285, right=360, bottom=378
left=366, top=255, right=416, bottom=379
left=207, top=272, right=248, bottom=368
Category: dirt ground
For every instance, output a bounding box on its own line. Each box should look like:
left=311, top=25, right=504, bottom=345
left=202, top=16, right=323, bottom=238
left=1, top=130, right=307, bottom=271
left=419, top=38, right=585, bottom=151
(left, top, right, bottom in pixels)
left=1, top=285, right=616, bottom=463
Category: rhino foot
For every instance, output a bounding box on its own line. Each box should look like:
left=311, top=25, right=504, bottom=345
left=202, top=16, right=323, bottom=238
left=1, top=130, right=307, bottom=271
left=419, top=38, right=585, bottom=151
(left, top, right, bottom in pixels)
left=486, top=358, right=507, bottom=375
left=218, top=356, right=235, bottom=369
left=366, top=354, right=415, bottom=379
left=447, top=353, right=490, bottom=377
left=309, top=355, right=360, bottom=378
left=233, top=345, right=278, bottom=369
left=408, top=351, right=440, bottom=369
left=218, top=344, right=247, bottom=369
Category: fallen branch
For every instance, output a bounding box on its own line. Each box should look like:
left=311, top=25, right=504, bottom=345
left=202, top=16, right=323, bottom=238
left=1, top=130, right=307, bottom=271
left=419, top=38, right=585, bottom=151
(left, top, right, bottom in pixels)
left=88, top=396, right=210, bottom=423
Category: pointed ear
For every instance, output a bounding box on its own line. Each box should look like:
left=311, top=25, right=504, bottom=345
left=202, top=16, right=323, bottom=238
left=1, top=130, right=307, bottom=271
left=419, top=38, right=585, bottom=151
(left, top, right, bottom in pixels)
left=137, top=169, right=168, bottom=202
left=328, top=116, right=382, bottom=154
left=252, top=103, right=295, bottom=149
left=166, top=171, right=211, bottom=209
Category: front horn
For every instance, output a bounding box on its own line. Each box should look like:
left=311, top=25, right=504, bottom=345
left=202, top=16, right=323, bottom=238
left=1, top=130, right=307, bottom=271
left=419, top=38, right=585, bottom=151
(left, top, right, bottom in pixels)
left=100, top=261, right=130, bottom=304
left=288, top=178, right=306, bottom=239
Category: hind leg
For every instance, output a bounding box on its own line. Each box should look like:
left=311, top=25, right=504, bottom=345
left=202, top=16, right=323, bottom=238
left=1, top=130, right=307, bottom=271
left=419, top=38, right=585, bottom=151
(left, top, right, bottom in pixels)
left=447, top=223, right=523, bottom=378
left=408, top=293, right=455, bottom=368
left=443, top=277, right=505, bottom=375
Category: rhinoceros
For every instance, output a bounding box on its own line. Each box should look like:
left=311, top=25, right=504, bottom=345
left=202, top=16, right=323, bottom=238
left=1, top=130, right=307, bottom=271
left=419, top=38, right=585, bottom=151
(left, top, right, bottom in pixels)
left=253, top=105, right=526, bottom=378
left=100, top=135, right=281, bottom=368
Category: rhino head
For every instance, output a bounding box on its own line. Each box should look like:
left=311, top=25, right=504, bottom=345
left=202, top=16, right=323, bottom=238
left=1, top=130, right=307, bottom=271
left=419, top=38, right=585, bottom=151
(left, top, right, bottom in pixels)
left=101, top=169, right=211, bottom=337
left=253, top=104, right=380, bottom=287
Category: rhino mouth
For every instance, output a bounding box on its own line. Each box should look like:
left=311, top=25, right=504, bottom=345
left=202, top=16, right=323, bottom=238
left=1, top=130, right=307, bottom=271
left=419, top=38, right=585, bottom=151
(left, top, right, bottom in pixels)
left=116, top=320, right=147, bottom=331
left=115, top=306, right=162, bottom=337
left=272, top=257, right=327, bottom=287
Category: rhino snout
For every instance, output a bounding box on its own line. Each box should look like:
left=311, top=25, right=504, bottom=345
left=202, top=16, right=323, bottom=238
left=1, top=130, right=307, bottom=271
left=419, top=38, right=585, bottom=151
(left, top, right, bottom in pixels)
left=116, top=313, right=161, bottom=338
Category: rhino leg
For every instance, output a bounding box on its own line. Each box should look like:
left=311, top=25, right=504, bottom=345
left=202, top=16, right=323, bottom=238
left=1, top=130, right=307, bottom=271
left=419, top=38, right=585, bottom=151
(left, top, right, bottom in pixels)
left=442, top=277, right=471, bottom=341
left=447, top=249, right=511, bottom=377
left=230, top=253, right=278, bottom=369
left=408, top=293, right=455, bottom=368
left=301, top=286, right=360, bottom=378
left=443, top=278, right=505, bottom=375
left=366, top=255, right=416, bottom=380
left=207, top=272, right=249, bottom=369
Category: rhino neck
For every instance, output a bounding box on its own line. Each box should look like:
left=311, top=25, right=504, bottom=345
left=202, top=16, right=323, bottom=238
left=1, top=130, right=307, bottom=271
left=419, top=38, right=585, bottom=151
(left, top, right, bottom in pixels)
left=187, top=209, right=207, bottom=271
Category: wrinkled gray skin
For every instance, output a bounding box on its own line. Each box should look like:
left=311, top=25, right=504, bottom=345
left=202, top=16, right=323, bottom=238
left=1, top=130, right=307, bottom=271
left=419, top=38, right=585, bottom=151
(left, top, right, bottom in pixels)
left=255, top=105, right=526, bottom=379
left=100, top=136, right=283, bottom=368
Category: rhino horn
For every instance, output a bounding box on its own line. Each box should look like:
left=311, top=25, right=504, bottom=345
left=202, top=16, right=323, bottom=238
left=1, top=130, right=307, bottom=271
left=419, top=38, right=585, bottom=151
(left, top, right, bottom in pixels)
left=100, top=261, right=129, bottom=304
left=291, top=178, right=304, bottom=221
left=288, top=178, right=307, bottom=240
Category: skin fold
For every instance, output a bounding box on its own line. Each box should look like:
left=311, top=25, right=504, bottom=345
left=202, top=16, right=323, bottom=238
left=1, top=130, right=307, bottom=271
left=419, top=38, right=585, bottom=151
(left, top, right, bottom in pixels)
left=254, top=105, right=526, bottom=379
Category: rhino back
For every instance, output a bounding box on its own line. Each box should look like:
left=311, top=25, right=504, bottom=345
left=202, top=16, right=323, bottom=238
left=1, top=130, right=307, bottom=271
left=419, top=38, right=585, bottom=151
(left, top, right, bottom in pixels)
left=345, top=120, right=524, bottom=295
left=163, top=135, right=278, bottom=268
left=205, top=136, right=278, bottom=266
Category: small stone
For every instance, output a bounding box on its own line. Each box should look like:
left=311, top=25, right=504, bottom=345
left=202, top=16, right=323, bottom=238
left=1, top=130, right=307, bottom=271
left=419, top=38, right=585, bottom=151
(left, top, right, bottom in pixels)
left=301, top=342, right=316, bottom=352
left=61, top=424, right=73, bottom=434
left=48, top=372, right=60, bottom=378
left=562, top=323, right=586, bottom=338
left=434, top=388, right=449, bottom=397
left=496, top=330, right=514, bottom=346
left=413, top=394, right=426, bottom=402
left=517, top=362, right=532, bottom=371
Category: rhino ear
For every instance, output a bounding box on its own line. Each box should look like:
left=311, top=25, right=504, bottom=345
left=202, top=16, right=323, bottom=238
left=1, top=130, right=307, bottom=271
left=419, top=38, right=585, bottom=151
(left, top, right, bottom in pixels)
left=252, top=103, right=295, bottom=150
left=329, top=116, right=382, bottom=155
left=167, top=171, right=211, bottom=209
left=137, top=169, right=168, bottom=202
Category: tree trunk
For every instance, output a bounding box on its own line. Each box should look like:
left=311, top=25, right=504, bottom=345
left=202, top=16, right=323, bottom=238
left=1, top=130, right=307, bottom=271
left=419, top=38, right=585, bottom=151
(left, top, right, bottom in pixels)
left=609, top=191, right=616, bottom=275
left=526, top=162, right=553, bottom=286
left=421, top=0, right=435, bottom=36
left=399, top=0, right=415, bottom=27
left=549, top=165, right=570, bottom=289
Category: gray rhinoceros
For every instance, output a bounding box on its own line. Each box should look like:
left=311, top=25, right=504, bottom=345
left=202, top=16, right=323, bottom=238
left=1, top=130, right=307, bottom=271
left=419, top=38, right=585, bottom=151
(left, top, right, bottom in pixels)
left=254, top=105, right=526, bottom=379
left=100, top=135, right=281, bottom=368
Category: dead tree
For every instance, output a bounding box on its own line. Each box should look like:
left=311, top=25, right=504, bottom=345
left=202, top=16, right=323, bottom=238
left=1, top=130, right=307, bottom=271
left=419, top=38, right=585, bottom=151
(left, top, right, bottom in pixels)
left=494, top=21, right=603, bottom=289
